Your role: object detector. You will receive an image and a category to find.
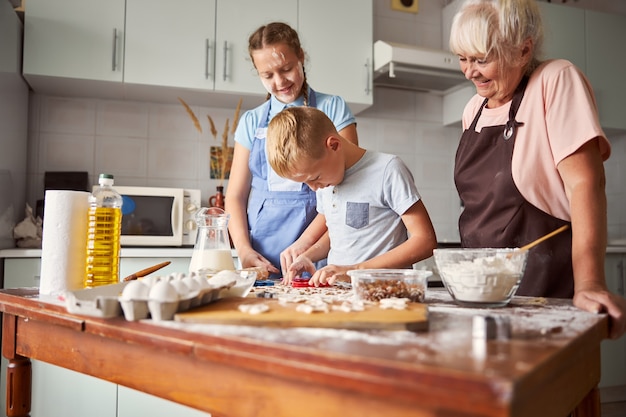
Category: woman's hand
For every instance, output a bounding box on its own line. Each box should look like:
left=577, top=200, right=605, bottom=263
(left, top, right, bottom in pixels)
left=574, top=288, right=626, bottom=339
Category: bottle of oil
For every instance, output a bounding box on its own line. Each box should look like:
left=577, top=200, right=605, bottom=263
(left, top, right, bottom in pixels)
left=84, top=174, right=122, bottom=287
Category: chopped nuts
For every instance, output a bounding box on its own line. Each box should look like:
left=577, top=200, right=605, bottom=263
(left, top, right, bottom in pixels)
left=355, top=279, right=425, bottom=302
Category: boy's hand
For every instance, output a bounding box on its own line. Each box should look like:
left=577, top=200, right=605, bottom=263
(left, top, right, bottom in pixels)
left=283, top=255, right=315, bottom=285
left=280, top=242, right=310, bottom=278
left=309, top=264, right=353, bottom=287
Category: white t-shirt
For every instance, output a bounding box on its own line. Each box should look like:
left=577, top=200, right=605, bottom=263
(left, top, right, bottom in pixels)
left=461, top=59, right=610, bottom=221
left=317, top=151, right=421, bottom=266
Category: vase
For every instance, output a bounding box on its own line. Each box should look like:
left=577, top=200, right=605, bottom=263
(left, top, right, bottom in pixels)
left=209, top=186, right=225, bottom=210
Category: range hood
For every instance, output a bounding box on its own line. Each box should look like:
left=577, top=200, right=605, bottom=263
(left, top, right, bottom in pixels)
left=373, top=41, right=470, bottom=94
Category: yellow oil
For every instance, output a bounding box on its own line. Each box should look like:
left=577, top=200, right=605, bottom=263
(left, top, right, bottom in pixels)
left=84, top=206, right=122, bottom=288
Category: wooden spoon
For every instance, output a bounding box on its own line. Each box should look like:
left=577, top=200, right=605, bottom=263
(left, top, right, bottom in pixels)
left=123, top=261, right=171, bottom=281
left=511, top=225, right=570, bottom=256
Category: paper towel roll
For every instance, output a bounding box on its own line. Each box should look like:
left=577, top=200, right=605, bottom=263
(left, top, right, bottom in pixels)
left=39, top=190, right=90, bottom=295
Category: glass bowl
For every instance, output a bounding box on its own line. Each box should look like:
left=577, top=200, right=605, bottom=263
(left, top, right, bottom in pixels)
left=347, top=269, right=431, bottom=302
left=433, top=248, right=528, bottom=307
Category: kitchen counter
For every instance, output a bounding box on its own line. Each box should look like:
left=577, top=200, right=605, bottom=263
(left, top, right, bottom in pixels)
left=0, top=287, right=608, bottom=417
left=0, top=247, right=196, bottom=258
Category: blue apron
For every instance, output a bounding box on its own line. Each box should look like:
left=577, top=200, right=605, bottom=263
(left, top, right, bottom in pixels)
left=247, top=92, right=318, bottom=273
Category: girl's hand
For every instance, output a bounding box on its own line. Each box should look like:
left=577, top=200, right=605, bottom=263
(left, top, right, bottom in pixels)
left=239, top=250, right=280, bottom=275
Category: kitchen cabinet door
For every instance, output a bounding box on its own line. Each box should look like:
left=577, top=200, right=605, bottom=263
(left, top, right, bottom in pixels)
left=213, top=0, right=298, bottom=95
left=537, top=2, right=586, bottom=72
left=298, top=0, right=373, bottom=115
left=585, top=11, right=626, bottom=132
left=118, top=386, right=211, bottom=417
left=124, top=0, right=217, bottom=91
left=30, top=363, right=117, bottom=417
left=443, top=85, right=475, bottom=127
left=23, top=0, right=125, bottom=84
left=600, top=253, right=626, bottom=390
left=1, top=258, right=117, bottom=417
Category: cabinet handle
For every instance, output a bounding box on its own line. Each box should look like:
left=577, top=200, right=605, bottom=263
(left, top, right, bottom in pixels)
left=618, top=260, right=625, bottom=296
left=364, top=58, right=371, bottom=95
left=223, top=41, right=229, bottom=82
left=205, top=38, right=212, bottom=80
left=112, top=28, right=118, bottom=71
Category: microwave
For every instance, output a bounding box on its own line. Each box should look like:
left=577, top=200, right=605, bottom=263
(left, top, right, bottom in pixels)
left=106, top=186, right=202, bottom=247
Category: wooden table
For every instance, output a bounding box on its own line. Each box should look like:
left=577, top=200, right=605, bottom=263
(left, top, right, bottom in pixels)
left=0, top=288, right=608, bottom=417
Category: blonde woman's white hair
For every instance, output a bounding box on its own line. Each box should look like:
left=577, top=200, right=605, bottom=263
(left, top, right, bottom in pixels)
left=449, top=0, right=544, bottom=76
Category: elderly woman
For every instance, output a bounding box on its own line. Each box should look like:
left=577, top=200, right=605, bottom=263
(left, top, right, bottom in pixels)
left=449, top=0, right=625, bottom=339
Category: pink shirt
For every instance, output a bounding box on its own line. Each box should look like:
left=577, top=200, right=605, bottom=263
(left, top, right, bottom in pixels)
left=461, top=59, right=611, bottom=221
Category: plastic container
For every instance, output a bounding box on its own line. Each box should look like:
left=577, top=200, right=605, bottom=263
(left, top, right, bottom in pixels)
left=84, top=174, right=122, bottom=288
left=347, top=269, right=431, bottom=302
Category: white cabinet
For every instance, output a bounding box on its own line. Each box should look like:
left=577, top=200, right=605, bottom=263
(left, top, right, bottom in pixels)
left=30, top=363, right=118, bottom=417
left=537, top=2, right=586, bottom=71
left=118, top=386, right=211, bottom=417
left=1, top=258, right=118, bottom=417
left=442, top=85, right=474, bottom=128
left=213, top=0, right=297, bottom=95
left=124, top=0, right=217, bottom=91
left=22, top=0, right=126, bottom=97
left=585, top=11, right=626, bottom=132
left=21, top=0, right=372, bottom=113
left=298, top=0, right=373, bottom=114
left=539, top=4, right=626, bottom=132
left=0, top=253, right=211, bottom=417
left=600, top=253, right=626, bottom=390
left=124, top=0, right=297, bottom=97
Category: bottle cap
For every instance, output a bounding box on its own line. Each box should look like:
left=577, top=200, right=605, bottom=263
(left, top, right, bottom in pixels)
left=98, top=173, right=115, bottom=186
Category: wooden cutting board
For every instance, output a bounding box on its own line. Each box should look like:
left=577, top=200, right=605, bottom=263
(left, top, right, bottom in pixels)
left=174, top=297, right=429, bottom=331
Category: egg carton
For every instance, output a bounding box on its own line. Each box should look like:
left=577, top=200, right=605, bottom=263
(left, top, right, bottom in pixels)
left=65, top=270, right=256, bottom=321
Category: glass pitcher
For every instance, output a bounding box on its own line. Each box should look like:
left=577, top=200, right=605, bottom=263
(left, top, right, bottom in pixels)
left=189, top=207, right=235, bottom=273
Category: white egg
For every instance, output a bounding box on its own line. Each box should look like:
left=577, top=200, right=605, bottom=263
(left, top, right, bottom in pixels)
left=170, top=280, right=190, bottom=297
left=148, top=280, right=179, bottom=302
left=120, top=280, right=150, bottom=301
left=192, top=274, right=211, bottom=290
left=209, top=270, right=240, bottom=287
left=182, top=276, right=201, bottom=293
left=141, top=275, right=160, bottom=287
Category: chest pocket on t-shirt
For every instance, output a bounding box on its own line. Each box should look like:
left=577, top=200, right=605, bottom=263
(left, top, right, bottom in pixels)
left=345, top=202, right=369, bottom=229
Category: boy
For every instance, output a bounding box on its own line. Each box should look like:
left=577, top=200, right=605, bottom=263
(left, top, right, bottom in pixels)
left=266, top=107, right=437, bottom=286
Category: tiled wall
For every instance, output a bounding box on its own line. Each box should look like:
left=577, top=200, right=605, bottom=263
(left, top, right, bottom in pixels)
left=23, top=1, right=626, bottom=244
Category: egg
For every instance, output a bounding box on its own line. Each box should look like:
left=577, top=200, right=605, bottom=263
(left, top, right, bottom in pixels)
left=141, top=275, right=160, bottom=287
left=192, top=274, right=211, bottom=290
left=120, top=280, right=150, bottom=301
left=170, top=280, right=190, bottom=297
left=208, top=270, right=240, bottom=288
left=182, top=276, right=201, bottom=293
left=148, top=280, right=179, bottom=302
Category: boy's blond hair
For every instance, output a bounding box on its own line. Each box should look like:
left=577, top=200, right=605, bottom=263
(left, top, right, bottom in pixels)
left=267, top=107, right=337, bottom=178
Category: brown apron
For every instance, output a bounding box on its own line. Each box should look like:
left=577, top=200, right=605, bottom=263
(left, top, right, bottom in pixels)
left=454, top=78, right=573, bottom=298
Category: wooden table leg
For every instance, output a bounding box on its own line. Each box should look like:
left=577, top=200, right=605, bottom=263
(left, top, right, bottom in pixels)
left=6, top=357, right=31, bottom=417
left=572, top=386, right=600, bottom=417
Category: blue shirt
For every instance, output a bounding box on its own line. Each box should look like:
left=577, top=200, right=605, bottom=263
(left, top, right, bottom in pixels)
left=234, top=87, right=355, bottom=149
